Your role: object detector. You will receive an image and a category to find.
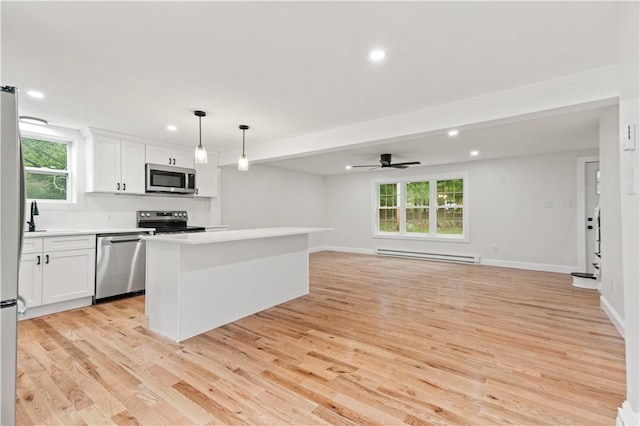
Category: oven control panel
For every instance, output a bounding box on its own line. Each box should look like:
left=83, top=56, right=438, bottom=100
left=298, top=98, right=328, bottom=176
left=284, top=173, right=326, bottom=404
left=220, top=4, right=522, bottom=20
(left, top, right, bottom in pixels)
left=137, top=210, right=189, bottom=222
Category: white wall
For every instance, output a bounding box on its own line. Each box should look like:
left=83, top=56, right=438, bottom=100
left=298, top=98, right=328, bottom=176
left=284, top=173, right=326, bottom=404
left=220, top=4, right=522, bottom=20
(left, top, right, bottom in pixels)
left=21, top=124, right=220, bottom=231
left=598, top=107, right=625, bottom=334
left=618, top=2, right=640, bottom=424
left=324, top=150, right=597, bottom=272
left=220, top=164, right=327, bottom=248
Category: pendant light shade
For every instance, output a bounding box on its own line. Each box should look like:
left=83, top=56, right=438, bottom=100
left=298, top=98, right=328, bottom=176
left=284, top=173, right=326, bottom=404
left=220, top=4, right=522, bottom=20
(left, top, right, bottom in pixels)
left=238, top=124, right=250, bottom=171
left=194, top=110, right=208, bottom=164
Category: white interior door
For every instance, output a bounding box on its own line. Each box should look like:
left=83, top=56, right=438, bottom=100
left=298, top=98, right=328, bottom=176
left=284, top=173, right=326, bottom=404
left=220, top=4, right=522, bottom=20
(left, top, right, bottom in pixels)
left=584, top=161, right=600, bottom=274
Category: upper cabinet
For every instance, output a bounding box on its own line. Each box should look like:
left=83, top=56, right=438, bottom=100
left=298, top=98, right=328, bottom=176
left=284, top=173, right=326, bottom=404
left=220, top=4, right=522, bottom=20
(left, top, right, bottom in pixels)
left=82, top=128, right=218, bottom=197
left=195, top=152, right=219, bottom=198
left=83, top=130, right=146, bottom=194
left=146, top=144, right=194, bottom=169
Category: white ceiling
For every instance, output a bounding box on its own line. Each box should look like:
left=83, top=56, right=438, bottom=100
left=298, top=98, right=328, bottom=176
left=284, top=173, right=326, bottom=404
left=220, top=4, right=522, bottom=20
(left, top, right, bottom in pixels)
left=1, top=1, right=619, bottom=174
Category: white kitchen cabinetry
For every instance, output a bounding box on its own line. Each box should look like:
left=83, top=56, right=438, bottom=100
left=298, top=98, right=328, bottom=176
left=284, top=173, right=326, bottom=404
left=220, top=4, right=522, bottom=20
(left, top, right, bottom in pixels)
left=19, top=235, right=96, bottom=319
left=146, top=144, right=194, bottom=169
left=195, top=152, right=219, bottom=197
left=85, top=132, right=146, bottom=194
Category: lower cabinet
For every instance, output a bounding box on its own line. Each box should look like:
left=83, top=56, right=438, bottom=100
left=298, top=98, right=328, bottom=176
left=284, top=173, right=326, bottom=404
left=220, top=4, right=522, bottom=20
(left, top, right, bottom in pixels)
left=19, top=235, right=96, bottom=317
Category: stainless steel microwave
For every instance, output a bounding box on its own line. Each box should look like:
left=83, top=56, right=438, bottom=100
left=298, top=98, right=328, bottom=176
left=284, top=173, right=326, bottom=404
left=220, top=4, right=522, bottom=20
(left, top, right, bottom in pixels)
left=145, top=163, right=196, bottom=194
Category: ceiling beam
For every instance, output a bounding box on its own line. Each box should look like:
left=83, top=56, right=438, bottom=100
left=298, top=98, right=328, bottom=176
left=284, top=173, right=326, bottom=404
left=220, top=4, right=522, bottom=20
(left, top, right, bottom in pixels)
left=219, top=65, right=619, bottom=166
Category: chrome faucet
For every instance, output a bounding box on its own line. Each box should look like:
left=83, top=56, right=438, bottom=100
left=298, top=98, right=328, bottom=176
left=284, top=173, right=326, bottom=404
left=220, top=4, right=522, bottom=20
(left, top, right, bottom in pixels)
left=26, top=201, right=39, bottom=232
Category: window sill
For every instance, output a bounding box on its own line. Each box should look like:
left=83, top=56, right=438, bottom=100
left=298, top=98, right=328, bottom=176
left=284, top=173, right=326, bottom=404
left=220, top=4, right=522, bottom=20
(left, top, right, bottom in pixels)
left=373, top=233, right=469, bottom=243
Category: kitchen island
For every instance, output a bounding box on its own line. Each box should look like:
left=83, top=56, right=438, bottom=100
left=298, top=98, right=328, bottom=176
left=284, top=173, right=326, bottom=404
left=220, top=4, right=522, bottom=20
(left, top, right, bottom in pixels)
left=143, top=227, right=328, bottom=342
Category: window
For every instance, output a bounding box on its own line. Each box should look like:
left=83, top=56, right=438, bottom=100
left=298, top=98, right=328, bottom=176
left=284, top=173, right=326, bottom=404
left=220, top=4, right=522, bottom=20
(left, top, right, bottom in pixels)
left=375, top=174, right=467, bottom=240
left=22, top=137, right=70, bottom=201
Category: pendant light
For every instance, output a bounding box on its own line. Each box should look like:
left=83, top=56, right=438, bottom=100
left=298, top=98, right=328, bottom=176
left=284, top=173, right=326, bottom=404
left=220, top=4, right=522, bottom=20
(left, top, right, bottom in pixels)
left=238, top=124, right=250, bottom=171
left=194, top=110, right=208, bottom=164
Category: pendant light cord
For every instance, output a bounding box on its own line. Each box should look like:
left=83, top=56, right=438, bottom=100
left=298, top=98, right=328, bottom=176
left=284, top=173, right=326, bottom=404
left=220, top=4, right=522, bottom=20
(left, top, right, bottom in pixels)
left=198, top=116, right=202, bottom=147
left=242, top=129, right=246, bottom=155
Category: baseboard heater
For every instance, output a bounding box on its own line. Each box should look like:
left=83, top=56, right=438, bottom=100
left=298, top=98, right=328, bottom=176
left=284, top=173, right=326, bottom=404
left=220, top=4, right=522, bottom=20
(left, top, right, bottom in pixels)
left=376, top=248, right=480, bottom=264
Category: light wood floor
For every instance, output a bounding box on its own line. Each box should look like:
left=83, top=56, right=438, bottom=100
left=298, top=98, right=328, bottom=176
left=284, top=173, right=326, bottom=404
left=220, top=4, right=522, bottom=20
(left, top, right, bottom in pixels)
left=16, top=252, right=625, bottom=425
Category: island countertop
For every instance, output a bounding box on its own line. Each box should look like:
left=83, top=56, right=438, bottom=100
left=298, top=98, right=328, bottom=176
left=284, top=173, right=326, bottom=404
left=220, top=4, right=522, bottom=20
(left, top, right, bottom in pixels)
left=142, top=227, right=330, bottom=245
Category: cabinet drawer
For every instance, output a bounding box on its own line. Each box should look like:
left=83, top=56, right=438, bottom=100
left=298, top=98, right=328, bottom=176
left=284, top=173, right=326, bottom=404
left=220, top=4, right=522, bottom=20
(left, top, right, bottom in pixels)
left=44, top=234, right=96, bottom=251
left=22, top=237, right=43, bottom=254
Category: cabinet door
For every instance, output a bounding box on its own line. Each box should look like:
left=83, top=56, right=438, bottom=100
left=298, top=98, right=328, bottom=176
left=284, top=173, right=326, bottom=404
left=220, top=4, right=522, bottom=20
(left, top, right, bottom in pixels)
left=195, top=152, right=218, bottom=197
left=89, top=136, right=121, bottom=193
left=146, top=145, right=173, bottom=166
left=120, top=140, right=146, bottom=194
left=172, top=147, right=195, bottom=169
left=19, top=253, right=43, bottom=308
left=42, top=249, right=96, bottom=304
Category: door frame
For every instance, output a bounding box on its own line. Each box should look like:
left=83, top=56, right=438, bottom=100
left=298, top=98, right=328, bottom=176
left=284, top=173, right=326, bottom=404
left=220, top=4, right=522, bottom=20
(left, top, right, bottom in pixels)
left=576, top=155, right=600, bottom=273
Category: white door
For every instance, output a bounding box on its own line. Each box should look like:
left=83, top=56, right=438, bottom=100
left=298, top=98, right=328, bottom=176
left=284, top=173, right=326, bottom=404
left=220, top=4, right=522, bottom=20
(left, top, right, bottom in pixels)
left=42, top=249, right=96, bottom=304
left=195, top=153, right=218, bottom=197
left=172, top=147, right=195, bottom=169
left=146, top=145, right=173, bottom=166
left=18, top=253, right=43, bottom=308
left=584, top=161, right=600, bottom=274
left=120, top=140, right=146, bottom=194
left=91, top=136, right=121, bottom=193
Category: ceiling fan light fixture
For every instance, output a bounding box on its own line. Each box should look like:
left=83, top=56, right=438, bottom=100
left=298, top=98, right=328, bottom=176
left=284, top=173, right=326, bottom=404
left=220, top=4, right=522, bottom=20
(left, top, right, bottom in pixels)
left=238, top=124, right=250, bottom=171
left=194, top=110, right=208, bottom=164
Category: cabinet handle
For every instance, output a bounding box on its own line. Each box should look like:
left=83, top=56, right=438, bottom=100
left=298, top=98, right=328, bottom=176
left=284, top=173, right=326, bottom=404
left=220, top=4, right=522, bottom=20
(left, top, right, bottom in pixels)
left=45, top=254, right=49, bottom=264
left=123, top=183, right=126, bottom=191
left=36, top=255, right=40, bottom=265
left=117, top=182, right=121, bottom=191
left=195, top=188, right=198, bottom=195
left=172, top=158, right=176, bottom=165
left=169, top=157, right=172, bottom=165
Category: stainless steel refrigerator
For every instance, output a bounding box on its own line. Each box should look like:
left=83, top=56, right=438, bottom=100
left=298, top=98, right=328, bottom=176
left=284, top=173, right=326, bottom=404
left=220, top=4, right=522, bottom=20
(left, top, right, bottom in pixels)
left=1, top=86, right=26, bottom=425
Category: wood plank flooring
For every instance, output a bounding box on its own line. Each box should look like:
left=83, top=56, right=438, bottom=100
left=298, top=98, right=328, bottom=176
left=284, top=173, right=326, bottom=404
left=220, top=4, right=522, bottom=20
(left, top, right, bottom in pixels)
left=16, top=251, right=625, bottom=425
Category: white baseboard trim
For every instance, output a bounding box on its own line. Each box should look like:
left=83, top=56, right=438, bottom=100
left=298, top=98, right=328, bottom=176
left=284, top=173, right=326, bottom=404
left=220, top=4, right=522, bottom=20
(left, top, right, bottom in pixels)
left=312, top=246, right=376, bottom=255
left=617, top=401, right=639, bottom=426
left=314, top=249, right=576, bottom=274
left=480, top=258, right=576, bottom=274
left=601, top=295, right=626, bottom=339
left=18, top=296, right=93, bottom=321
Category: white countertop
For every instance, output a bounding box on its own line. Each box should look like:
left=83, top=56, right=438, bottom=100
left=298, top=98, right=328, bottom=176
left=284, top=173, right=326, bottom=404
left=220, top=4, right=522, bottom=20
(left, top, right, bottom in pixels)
left=23, top=228, right=152, bottom=238
left=143, top=227, right=330, bottom=245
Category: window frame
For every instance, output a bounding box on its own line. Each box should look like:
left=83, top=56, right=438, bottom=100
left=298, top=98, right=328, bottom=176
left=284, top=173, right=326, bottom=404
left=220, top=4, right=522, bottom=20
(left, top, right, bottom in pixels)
left=21, top=131, right=74, bottom=204
left=372, top=172, right=469, bottom=242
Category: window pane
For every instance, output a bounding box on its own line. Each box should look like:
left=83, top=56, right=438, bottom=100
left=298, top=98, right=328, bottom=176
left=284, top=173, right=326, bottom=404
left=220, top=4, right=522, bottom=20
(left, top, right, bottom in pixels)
left=437, top=179, right=463, bottom=207
left=406, top=207, right=429, bottom=233
left=378, top=208, right=399, bottom=232
left=406, top=181, right=429, bottom=207
left=22, top=138, right=67, bottom=170
left=379, top=183, right=397, bottom=207
left=26, top=173, right=67, bottom=200
left=437, top=207, right=463, bottom=234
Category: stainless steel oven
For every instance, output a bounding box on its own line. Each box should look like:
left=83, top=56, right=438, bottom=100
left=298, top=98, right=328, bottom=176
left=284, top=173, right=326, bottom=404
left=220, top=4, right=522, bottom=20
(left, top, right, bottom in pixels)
left=145, top=163, right=196, bottom=194
left=137, top=210, right=206, bottom=234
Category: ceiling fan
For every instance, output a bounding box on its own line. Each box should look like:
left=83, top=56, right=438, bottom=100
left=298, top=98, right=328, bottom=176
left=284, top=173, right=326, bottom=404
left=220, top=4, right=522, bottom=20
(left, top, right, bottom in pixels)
left=350, top=153, right=421, bottom=170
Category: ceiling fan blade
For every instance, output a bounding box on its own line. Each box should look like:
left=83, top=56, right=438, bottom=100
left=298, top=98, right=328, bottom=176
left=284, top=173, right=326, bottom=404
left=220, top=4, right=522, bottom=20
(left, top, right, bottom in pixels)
left=391, top=164, right=409, bottom=169
left=350, top=164, right=379, bottom=168
left=391, top=161, right=421, bottom=166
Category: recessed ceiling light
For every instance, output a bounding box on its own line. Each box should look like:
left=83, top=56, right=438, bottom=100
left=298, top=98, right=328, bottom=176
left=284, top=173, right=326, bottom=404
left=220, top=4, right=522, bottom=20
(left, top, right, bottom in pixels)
left=345, top=165, right=352, bottom=170
left=470, top=150, right=479, bottom=156
left=27, top=90, right=44, bottom=99
left=369, top=49, right=386, bottom=62
left=167, top=125, right=177, bottom=131
left=20, top=116, right=48, bottom=126
left=448, top=130, right=459, bottom=137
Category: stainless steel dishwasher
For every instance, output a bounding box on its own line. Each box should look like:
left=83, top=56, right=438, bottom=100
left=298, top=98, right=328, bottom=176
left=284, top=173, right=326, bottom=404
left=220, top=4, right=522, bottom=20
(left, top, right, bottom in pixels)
left=95, top=232, right=148, bottom=302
